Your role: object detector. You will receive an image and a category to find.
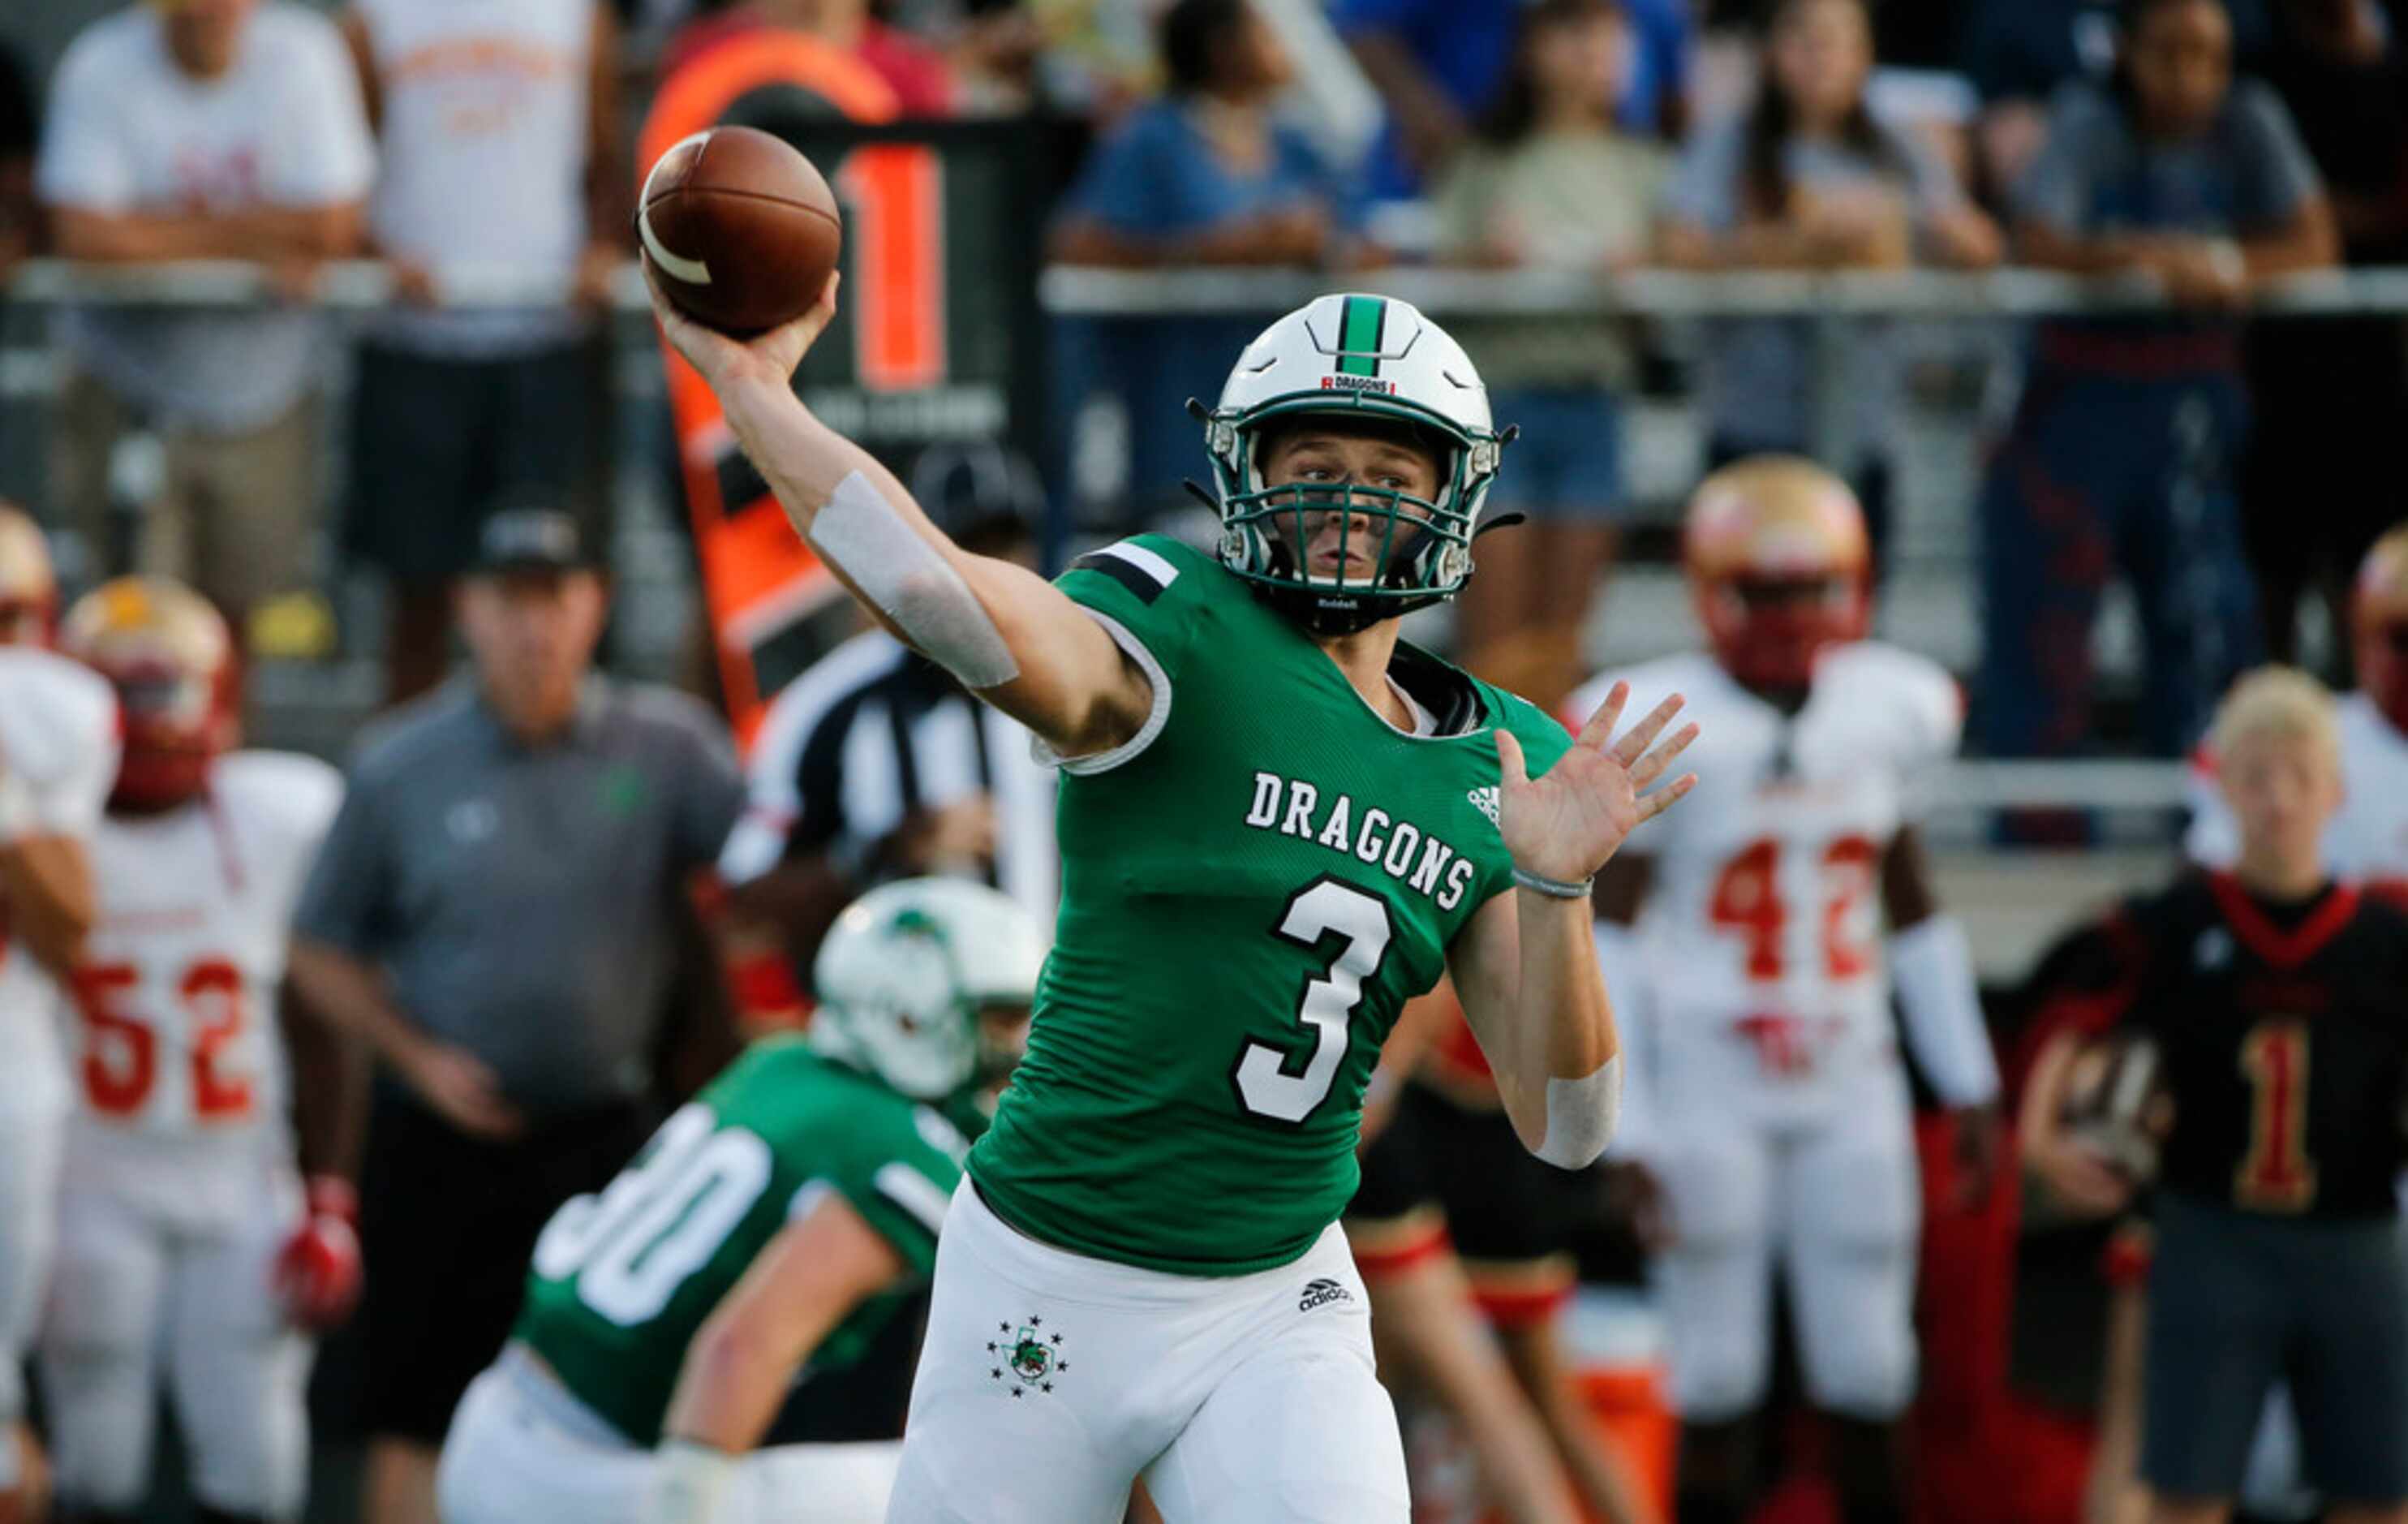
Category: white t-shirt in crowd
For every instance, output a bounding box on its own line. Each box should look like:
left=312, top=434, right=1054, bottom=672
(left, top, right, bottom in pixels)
left=356, top=0, right=599, bottom=358
left=37, top=2, right=374, bottom=434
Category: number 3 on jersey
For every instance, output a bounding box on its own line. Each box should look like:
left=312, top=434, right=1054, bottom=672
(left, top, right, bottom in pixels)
left=1709, top=836, right=1881, bottom=981
left=1232, top=878, right=1395, bottom=1125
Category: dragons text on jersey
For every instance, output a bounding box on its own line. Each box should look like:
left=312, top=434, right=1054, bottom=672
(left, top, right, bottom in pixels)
left=1243, top=772, right=1479, bottom=911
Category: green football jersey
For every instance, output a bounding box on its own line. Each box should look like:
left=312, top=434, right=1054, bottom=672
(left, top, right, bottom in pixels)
left=970, top=536, right=1572, bottom=1275
left=514, top=1037, right=968, bottom=1444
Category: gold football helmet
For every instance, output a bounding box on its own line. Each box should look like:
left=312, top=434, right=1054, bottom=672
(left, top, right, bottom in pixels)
left=2355, top=525, right=2408, bottom=735
left=61, top=577, right=239, bottom=811
left=1683, top=456, right=1871, bottom=692
left=0, top=503, right=57, bottom=647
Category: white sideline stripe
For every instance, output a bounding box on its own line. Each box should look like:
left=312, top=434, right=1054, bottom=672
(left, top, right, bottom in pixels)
left=1094, top=540, right=1180, bottom=592
left=875, top=1164, right=952, bottom=1236
left=639, top=204, right=712, bottom=286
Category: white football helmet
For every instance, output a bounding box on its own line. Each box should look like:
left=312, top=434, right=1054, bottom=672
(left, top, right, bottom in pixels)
left=1201, top=293, right=1509, bottom=635
left=811, top=878, right=1047, bottom=1101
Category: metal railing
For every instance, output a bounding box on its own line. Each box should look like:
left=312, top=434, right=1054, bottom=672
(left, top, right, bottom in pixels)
left=7, top=257, right=2393, bottom=815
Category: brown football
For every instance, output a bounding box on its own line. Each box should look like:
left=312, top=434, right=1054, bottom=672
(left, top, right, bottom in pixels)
left=639, top=126, right=842, bottom=337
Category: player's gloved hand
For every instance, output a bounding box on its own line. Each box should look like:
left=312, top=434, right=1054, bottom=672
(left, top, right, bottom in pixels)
left=647, top=1439, right=738, bottom=1524
left=275, top=1175, right=363, bottom=1331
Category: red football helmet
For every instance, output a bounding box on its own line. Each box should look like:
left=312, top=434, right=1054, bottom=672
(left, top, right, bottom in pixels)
left=60, top=577, right=239, bottom=812
left=2354, top=526, right=2408, bottom=737
left=1684, top=456, right=1871, bottom=693
left=0, top=503, right=58, bottom=648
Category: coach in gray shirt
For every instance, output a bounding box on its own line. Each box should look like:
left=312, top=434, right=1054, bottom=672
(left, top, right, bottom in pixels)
left=286, top=507, right=742, bottom=1518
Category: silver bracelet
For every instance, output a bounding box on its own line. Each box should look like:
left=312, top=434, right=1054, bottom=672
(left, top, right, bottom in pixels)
left=1511, top=865, right=1593, bottom=900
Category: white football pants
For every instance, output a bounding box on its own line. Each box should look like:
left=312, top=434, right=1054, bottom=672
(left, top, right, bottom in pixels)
left=1649, top=1061, right=1921, bottom=1422
left=37, top=1123, right=310, bottom=1517
left=885, top=1180, right=1409, bottom=1524
left=436, top=1349, right=903, bottom=1524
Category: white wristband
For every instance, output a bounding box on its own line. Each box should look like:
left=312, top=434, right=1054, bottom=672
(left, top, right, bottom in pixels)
left=1512, top=865, right=1593, bottom=900
left=649, top=1439, right=739, bottom=1524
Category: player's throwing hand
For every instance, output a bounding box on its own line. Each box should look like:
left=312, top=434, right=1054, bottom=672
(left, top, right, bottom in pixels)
left=1495, top=681, right=1698, bottom=887
left=641, top=258, right=841, bottom=395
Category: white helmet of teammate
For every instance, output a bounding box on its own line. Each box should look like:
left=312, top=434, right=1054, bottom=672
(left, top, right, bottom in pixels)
left=811, top=877, right=1047, bottom=1101
left=1200, top=293, right=1509, bottom=635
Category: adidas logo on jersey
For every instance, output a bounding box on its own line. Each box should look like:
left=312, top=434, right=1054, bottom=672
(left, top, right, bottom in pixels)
left=1467, top=786, right=1500, bottom=827
left=1299, top=1277, right=1355, bottom=1312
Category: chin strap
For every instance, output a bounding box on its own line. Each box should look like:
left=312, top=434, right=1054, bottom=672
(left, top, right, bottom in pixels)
left=1475, top=511, right=1528, bottom=539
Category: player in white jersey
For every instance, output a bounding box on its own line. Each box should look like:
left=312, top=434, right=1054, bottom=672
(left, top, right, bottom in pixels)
left=37, top=578, right=359, bottom=1524
left=0, top=505, right=118, bottom=1524
left=1567, top=459, right=2002, bottom=1524
left=2188, top=524, right=2408, bottom=887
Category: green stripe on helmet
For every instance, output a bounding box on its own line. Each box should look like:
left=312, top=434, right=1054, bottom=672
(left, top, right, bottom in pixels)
left=1336, top=295, right=1385, bottom=378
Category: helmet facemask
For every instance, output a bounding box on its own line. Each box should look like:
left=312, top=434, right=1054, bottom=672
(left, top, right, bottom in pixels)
left=1207, top=403, right=1498, bottom=636
left=1201, top=295, right=1506, bottom=637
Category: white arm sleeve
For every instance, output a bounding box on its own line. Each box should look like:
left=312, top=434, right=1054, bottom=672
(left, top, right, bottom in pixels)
left=1534, top=1055, right=1622, bottom=1170
left=805, top=471, right=1020, bottom=691
left=1890, top=915, right=2001, bottom=1108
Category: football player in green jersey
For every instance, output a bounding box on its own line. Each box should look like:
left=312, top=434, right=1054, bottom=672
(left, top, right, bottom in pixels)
left=643, top=261, right=1700, bottom=1522
left=432, top=879, right=1044, bottom=1524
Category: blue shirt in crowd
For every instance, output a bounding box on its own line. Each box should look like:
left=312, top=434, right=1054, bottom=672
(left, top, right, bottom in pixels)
left=1333, top=0, right=1692, bottom=199
left=2016, top=79, right=2322, bottom=355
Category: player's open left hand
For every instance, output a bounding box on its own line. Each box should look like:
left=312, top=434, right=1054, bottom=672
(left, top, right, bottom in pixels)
left=1496, top=682, right=1698, bottom=886
left=642, top=256, right=841, bottom=396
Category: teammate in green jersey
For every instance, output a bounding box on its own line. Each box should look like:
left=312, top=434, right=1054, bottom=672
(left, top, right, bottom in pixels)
left=432, top=878, right=1045, bottom=1524
left=644, top=261, right=1700, bottom=1523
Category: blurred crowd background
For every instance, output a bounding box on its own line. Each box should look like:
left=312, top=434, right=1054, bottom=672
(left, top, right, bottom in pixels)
left=1, top=0, right=2406, bottom=1519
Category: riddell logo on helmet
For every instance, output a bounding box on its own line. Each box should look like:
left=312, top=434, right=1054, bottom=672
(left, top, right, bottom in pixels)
left=1320, top=374, right=1399, bottom=394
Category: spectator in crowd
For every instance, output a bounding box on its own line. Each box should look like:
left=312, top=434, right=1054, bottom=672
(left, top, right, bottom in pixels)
left=1962, top=0, right=2270, bottom=198
left=659, top=0, right=956, bottom=112
left=715, top=443, right=1060, bottom=1024
left=0, top=41, right=35, bottom=279
left=285, top=508, right=744, bottom=1524
left=1658, top=0, right=2001, bottom=570
left=1976, top=0, right=2337, bottom=760
left=1337, top=0, right=1690, bottom=203
left=2240, top=0, right=2408, bottom=674
left=341, top=0, right=630, bottom=705
left=37, top=0, right=373, bottom=645
left=1430, top=0, right=1669, bottom=717
left=1051, top=0, right=1352, bottom=527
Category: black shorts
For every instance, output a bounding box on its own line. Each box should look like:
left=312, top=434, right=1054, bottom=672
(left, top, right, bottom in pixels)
left=349, top=1086, right=655, bottom=1445
left=2143, top=1191, right=2408, bottom=1503
left=1346, top=1079, right=1600, bottom=1324
left=345, top=339, right=604, bottom=588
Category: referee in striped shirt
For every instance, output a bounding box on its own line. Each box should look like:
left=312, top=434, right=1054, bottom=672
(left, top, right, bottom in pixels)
left=716, top=444, right=1060, bottom=1017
